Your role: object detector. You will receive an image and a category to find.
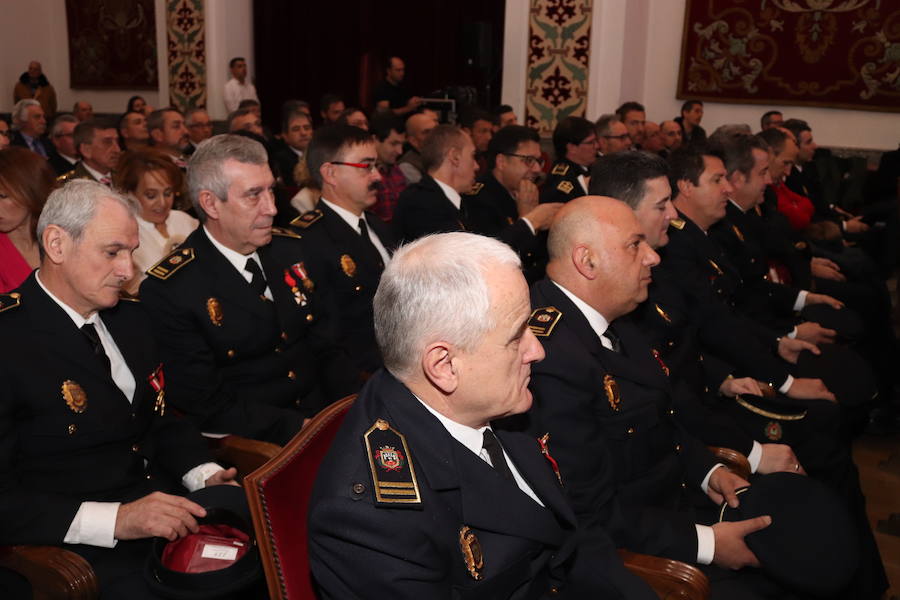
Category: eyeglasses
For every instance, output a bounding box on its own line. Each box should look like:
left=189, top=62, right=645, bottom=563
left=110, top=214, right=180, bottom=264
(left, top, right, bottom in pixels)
left=330, top=161, right=378, bottom=173
left=503, top=153, right=545, bottom=168
left=579, top=137, right=599, bottom=146
left=603, top=134, right=631, bottom=141
left=0, top=130, right=10, bottom=138
left=188, top=122, right=213, bottom=129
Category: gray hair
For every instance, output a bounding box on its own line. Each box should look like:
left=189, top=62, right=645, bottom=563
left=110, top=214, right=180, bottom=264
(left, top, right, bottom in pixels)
left=594, top=113, right=621, bottom=137
left=184, top=108, right=209, bottom=125
left=12, top=99, right=41, bottom=126
left=51, top=114, right=78, bottom=137
left=710, top=123, right=753, bottom=142
left=374, top=232, right=521, bottom=379
left=187, top=134, right=268, bottom=222
left=37, top=180, right=138, bottom=253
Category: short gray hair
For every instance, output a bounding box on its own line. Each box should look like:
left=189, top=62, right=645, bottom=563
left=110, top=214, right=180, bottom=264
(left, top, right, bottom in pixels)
left=12, top=99, right=40, bottom=126
left=594, top=113, right=621, bottom=137
left=51, top=114, right=78, bottom=137
left=187, top=134, right=268, bottom=222
left=184, top=108, right=209, bottom=125
left=37, top=180, right=138, bottom=253
left=374, top=232, right=521, bottom=379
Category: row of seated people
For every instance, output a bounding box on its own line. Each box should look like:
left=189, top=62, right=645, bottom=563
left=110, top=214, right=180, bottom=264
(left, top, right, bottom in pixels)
left=0, top=115, right=894, bottom=597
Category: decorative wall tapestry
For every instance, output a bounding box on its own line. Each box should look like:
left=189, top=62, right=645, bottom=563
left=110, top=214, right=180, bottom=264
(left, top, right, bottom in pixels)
left=66, top=0, right=158, bottom=89
left=677, top=0, right=900, bottom=113
left=167, top=0, right=207, bottom=111
left=526, top=0, right=593, bottom=137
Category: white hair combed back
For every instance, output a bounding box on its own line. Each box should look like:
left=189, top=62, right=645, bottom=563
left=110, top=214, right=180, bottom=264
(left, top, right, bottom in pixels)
left=374, top=232, right=521, bottom=379
left=12, top=99, right=40, bottom=125
left=37, top=179, right=137, bottom=251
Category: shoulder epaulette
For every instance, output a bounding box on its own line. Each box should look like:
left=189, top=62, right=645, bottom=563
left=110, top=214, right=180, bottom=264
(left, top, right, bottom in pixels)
left=463, top=182, right=484, bottom=196
left=56, top=169, right=76, bottom=183
left=271, top=226, right=301, bottom=239
left=118, top=293, right=140, bottom=302
left=669, top=218, right=685, bottom=230
left=147, top=247, right=195, bottom=280
left=364, top=419, right=422, bottom=508
left=556, top=180, right=574, bottom=194
left=528, top=306, right=562, bottom=337
left=290, top=209, right=323, bottom=229
left=0, top=292, right=22, bottom=313
left=551, top=163, right=569, bottom=176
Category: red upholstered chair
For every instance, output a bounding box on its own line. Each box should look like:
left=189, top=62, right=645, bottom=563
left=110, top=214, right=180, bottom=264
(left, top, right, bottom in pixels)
left=244, top=394, right=356, bottom=600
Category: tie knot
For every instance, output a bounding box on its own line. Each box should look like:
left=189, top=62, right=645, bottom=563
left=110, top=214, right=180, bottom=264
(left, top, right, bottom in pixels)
left=244, top=258, right=267, bottom=296
left=482, top=429, right=514, bottom=481
left=358, top=218, right=368, bottom=235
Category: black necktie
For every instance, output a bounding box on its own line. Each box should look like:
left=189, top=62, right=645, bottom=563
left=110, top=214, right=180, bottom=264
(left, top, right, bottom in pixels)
left=358, top=218, right=385, bottom=269
left=604, top=324, right=622, bottom=354
left=81, top=323, right=111, bottom=374
left=244, top=258, right=267, bottom=297
left=482, top=429, right=514, bottom=482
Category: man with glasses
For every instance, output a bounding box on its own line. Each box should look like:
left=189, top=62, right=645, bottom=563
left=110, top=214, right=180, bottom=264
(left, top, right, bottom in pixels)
left=596, top=114, right=632, bottom=157
left=47, top=114, right=79, bottom=176
left=465, top=125, right=563, bottom=282
left=540, top=116, right=598, bottom=204
left=289, top=125, right=395, bottom=374
left=184, top=108, right=214, bottom=155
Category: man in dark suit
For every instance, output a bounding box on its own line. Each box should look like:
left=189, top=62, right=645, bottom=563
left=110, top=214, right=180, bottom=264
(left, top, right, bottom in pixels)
left=539, top=116, right=597, bottom=204
left=140, top=135, right=358, bottom=445
left=10, top=98, right=50, bottom=157
left=289, top=125, right=395, bottom=374
left=57, top=119, right=122, bottom=187
left=271, top=108, right=313, bottom=188
left=47, top=114, right=79, bottom=176
left=308, top=232, right=657, bottom=599
left=0, top=179, right=236, bottom=597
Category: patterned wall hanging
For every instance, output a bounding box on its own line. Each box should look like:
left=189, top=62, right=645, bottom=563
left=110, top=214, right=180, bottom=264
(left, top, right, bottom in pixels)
left=677, top=0, right=900, bottom=113
left=525, top=0, right=593, bottom=137
left=66, top=0, right=158, bottom=89
left=167, top=0, right=207, bottom=111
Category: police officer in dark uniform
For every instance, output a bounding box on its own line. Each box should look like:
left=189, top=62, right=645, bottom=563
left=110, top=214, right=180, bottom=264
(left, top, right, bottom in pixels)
left=140, top=135, right=357, bottom=445
left=539, top=116, right=597, bottom=204
left=288, top=125, right=396, bottom=374
left=57, top=118, right=122, bottom=187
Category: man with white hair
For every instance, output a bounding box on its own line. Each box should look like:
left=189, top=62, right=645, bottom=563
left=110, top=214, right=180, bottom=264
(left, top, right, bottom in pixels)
left=308, top=231, right=656, bottom=599
left=10, top=98, right=49, bottom=157
left=0, top=179, right=235, bottom=596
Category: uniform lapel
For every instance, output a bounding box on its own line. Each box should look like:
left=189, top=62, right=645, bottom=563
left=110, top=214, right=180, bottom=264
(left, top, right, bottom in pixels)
left=101, top=304, right=153, bottom=408
left=195, top=228, right=273, bottom=317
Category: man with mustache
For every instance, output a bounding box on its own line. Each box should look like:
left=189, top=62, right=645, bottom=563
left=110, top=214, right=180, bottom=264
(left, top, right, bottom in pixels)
left=289, top=125, right=396, bottom=374
left=140, top=135, right=357, bottom=444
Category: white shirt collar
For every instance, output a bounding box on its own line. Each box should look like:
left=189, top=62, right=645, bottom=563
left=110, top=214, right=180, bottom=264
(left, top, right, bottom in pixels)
left=416, top=396, right=491, bottom=457
left=551, top=279, right=611, bottom=342
left=290, top=146, right=304, bottom=158
left=320, top=197, right=363, bottom=233
left=729, top=198, right=747, bottom=213
left=82, top=162, right=111, bottom=182
left=203, top=225, right=263, bottom=277
left=433, top=177, right=462, bottom=210
left=35, top=270, right=95, bottom=326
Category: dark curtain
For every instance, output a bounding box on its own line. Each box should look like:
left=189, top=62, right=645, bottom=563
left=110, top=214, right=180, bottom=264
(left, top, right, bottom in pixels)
left=253, top=0, right=505, bottom=131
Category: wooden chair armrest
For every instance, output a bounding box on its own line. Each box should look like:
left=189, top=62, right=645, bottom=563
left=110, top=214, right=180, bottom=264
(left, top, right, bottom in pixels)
left=707, top=446, right=751, bottom=481
left=0, top=545, right=98, bottom=600
left=618, top=549, right=710, bottom=600
left=208, top=435, right=282, bottom=482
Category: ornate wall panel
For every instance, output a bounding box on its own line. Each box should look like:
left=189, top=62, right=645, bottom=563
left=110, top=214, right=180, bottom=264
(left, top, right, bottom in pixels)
left=677, top=0, right=900, bottom=112
left=525, top=0, right=593, bottom=137
left=167, top=0, right=206, bottom=110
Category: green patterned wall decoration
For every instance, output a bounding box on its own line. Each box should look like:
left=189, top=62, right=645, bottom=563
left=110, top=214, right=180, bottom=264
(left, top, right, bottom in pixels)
left=167, top=0, right=206, bottom=111
left=526, top=0, right=593, bottom=137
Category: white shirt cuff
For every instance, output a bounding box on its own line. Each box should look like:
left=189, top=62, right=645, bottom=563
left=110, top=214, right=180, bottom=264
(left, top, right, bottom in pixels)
left=520, top=217, right=536, bottom=235
left=778, top=375, right=794, bottom=395
left=63, top=501, right=121, bottom=548
left=700, top=463, right=725, bottom=494
left=182, top=462, right=225, bottom=492
left=787, top=326, right=798, bottom=339
left=696, top=524, right=716, bottom=564
left=747, top=441, right=762, bottom=474
left=793, top=290, right=809, bottom=311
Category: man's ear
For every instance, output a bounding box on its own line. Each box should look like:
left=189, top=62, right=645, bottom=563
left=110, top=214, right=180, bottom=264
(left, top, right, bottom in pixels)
left=447, top=145, right=462, bottom=168
left=319, top=161, right=337, bottom=188
left=572, top=244, right=597, bottom=280
left=676, top=178, right=693, bottom=200
left=421, top=341, right=458, bottom=395
left=728, top=171, right=745, bottom=192
left=41, top=224, right=68, bottom=265
left=197, top=190, right=220, bottom=220
left=150, top=129, right=163, bottom=145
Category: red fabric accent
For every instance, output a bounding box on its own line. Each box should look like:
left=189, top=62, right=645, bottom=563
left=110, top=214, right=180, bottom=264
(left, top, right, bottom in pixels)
left=161, top=524, right=250, bottom=573
left=774, top=182, right=815, bottom=232
left=0, top=233, right=33, bottom=293
left=372, top=164, right=408, bottom=223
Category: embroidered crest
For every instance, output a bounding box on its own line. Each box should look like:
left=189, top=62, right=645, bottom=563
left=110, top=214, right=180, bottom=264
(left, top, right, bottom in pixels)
left=290, top=209, right=323, bottom=229
left=0, top=292, right=22, bottom=313
left=556, top=180, right=574, bottom=194
left=654, top=303, right=672, bottom=323
left=528, top=306, right=562, bottom=337
left=652, top=349, right=670, bottom=376
left=459, top=526, right=484, bottom=580
left=271, top=226, right=302, bottom=239
left=147, top=248, right=195, bottom=280
left=340, top=254, right=357, bottom=278
left=148, top=364, right=166, bottom=416
left=364, top=419, right=422, bottom=507
left=538, top=433, right=562, bottom=486
left=731, top=224, right=745, bottom=242
left=551, top=162, right=570, bottom=176
left=603, top=375, right=620, bottom=412
left=464, top=182, right=484, bottom=195
left=669, top=218, right=685, bottom=230
left=764, top=421, right=783, bottom=441
left=62, top=380, right=87, bottom=414
left=206, top=297, right=223, bottom=326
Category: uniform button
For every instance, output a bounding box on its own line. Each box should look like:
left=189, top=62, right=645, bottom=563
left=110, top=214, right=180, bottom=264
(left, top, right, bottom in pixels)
left=681, top=482, right=686, bottom=489
left=227, top=349, right=236, bottom=358
left=288, top=370, right=297, bottom=380
left=668, top=408, right=675, bottom=416
left=68, top=424, right=76, bottom=435
left=549, top=587, right=559, bottom=595
left=281, top=332, right=288, bottom=340
left=146, top=474, right=152, bottom=480
left=675, top=444, right=682, bottom=452
left=626, top=427, right=635, bottom=434
left=698, top=355, right=704, bottom=362
left=295, top=399, right=301, bottom=407
left=667, top=340, right=674, bottom=347
left=354, top=285, right=362, bottom=292
left=352, top=483, right=366, bottom=495
left=132, top=444, right=140, bottom=452
left=306, top=314, right=314, bottom=322
left=275, top=347, right=283, bottom=353
left=704, top=386, right=709, bottom=393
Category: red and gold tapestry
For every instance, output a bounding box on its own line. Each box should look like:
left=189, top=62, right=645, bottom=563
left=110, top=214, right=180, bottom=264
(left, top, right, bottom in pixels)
left=677, top=0, right=900, bottom=113
left=167, top=0, right=206, bottom=111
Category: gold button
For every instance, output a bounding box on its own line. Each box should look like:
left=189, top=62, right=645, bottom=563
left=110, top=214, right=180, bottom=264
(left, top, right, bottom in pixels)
left=306, top=314, right=314, bottom=322
left=667, top=340, right=674, bottom=347
left=352, top=483, right=366, bottom=495
left=288, top=370, right=296, bottom=380
left=681, top=482, right=687, bottom=489
left=549, top=587, right=559, bottom=595
left=132, top=444, right=140, bottom=452
left=668, top=408, right=675, bottom=416
left=227, top=349, right=235, bottom=358
left=146, top=474, right=152, bottom=480
left=275, top=347, right=283, bottom=353
left=67, top=424, right=76, bottom=435
left=295, top=399, right=301, bottom=407
left=704, top=386, right=709, bottom=393
left=354, top=285, right=362, bottom=292
left=626, top=427, right=635, bottom=434
left=698, top=354, right=704, bottom=362
left=281, top=332, right=288, bottom=340
left=675, top=444, right=682, bottom=452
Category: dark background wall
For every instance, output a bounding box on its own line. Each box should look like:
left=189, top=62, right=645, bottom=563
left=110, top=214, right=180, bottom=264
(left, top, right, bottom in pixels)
left=253, top=0, right=505, bottom=130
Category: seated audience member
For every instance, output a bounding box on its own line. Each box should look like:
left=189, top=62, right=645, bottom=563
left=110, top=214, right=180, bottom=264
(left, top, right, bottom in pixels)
left=336, top=107, right=369, bottom=131
left=369, top=113, right=408, bottom=222
left=540, top=116, right=597, bottom=203
left=289, top=125, right=395, bottom=374
left=14, top=61, right=57, bottom=119
left=595, top=114, right=631, bottom=157
left=460, top=108, right=494, bottom=172
left=227, top=107, right=264, bottom=138
left=0, top=118, right=10, bottom=150
left=319, top=93, right=345, bottom=125
left=119, top=111, right=150, bottom=151
left=371, top=56, right=422, bottom=117
left=73, top=100, right=94, bottom=122
left=0, top=148, right=55, bottom=291
left=641, top=121, right=664, bottom=154
left=148, top=108, right=190, bottom=167
left=659, top=119, right=683, bottom=156
left=59, top=119, right=121, bottom=186
left=674, top=100, right=706, bottom=147
left=494, top=103, right=519, bottom=128
left=140, top=134, right=358, bottom=444
left=184, top=108, right=214, bottom=155
left=47, top=114, right=80, bottom=176
left=10, top=98, right=49, bottom=158
left=760, top=110, right=783, bottom=131
left=616, top=101, right=646, bottom=149
left=127, top=95, right=152, bottom=116
left=238, top=98, right=262, bottom=116
left=113, top=149, right=198, bottom=293
left=273, top=108, right=314, bottom=188
left=308, top=231, right=657, bottom=599
left=0, top=179, right=237, bottom=597
left=397, top=111, right=437, bottom=184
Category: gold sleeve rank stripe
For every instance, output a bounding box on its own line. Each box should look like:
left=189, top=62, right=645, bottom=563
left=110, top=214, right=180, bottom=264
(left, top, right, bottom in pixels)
left=364, top=419, right=422, bottom=508
left=147, top=248, right=195, bottom=280
left=528, top=306, right=562, bottom=337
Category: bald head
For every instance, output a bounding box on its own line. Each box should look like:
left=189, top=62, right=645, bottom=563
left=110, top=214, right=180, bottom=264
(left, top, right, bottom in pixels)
left=406, top=112, right=438, bottom=151
left=548, top=196, right=625, bottom=262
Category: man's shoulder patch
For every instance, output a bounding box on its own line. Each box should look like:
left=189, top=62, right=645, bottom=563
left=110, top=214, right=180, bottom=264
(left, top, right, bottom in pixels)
left=528, top=306, right=562, bottom=337
left=290, top=209, right=323, bottom=229
left=669, top=218, right=686, bottom=230
left=551, top=163, right=569, bottom=176
left=364, top=419, right=422, bottom=509
left=0, top=292, right=22, bottom=313
left=271, top=226, right=302, bottom=239
left=556, top=180, right=574, bottom=194
left=147, top=248, right=195, bottom=280
left=463, top=182, right=484, bottom=196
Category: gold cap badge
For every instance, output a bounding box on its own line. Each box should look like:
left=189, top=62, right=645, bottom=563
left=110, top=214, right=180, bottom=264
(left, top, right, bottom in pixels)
left=206, top=297, right=223, bottom=326
left=459, top=526, right=484, bottom=580
left=62, top=380, right=87, bottom=414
